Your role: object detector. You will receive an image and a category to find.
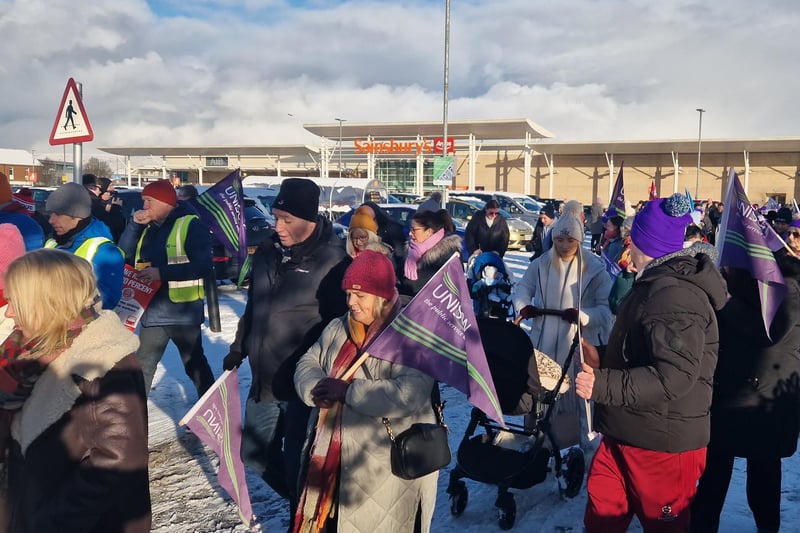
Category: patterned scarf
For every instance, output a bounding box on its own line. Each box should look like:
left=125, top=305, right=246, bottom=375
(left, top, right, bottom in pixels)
left=295, top=298, right=400, bottom=533
left=404, top=228, right=445, bottom=281
left=0, top=296, right=102, bottom=410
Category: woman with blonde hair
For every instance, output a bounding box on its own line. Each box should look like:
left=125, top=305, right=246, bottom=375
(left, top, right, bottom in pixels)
left=4, top=249, right=151, bottom=533
left=345, top=207, right=392, bottom=259
left=294, top=251, right=438, bottom=532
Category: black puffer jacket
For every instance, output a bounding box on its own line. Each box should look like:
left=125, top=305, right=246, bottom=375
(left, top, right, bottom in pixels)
left=230, top=217, right=350, bottom=402
left=709, top=261, right=800, bottom=458
left=591, top=247, right=727, bottom=453
left=465, top=210, right=510, bottom=257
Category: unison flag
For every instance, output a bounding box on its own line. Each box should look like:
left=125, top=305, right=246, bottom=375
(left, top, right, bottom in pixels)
left=717, top=169, right=786, bottom=338
left=193, top=169, right=249, bottom=281
left=605, top=163, right=625, bottom=218
left=366, top=253, right=505, bottom=425
left=180, top=370, right=256, bottom=530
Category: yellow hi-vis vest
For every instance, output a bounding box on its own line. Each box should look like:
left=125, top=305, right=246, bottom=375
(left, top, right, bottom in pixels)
left=135, top=215, right=205, bottom=303
left=44, top=236, right=112, bottom=262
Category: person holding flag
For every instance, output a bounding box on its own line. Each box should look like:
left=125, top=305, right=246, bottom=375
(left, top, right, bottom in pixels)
left=294, top=251, right=438, bottom=533
left=223, top=178, right=349, bottom=524
left=691, top=251, right=800, bottom=533
left=575, top=193, right=727, bottom=532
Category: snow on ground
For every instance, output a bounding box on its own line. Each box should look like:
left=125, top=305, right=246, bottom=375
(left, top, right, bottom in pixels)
left=146, top=250, right=800, bottom=532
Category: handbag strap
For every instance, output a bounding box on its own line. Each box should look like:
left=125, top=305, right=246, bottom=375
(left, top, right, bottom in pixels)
left=381, top=381, right=447, bottom=442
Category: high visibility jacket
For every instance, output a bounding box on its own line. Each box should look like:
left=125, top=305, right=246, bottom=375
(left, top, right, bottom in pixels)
left=45, top=236, right=112, bottom=261
left=135, top=215, right=204, bottom=303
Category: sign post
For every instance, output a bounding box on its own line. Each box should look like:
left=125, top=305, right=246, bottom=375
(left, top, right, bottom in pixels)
left=433, top=156, right=455, bottom=187
left=49, top=78, right=94, bottom=183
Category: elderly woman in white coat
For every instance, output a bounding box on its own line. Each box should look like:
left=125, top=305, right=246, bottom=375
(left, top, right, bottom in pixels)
left=294, top=250, right=437, bottom=533
left=513, top=213, right=613, bottom=453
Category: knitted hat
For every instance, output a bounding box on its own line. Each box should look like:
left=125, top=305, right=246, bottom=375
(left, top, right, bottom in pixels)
left=46, top=182, right=92, bottom=219
left=539, top=204, right=556, bottom=220
left=12, top=188, right=36, bottom=213
left=630, top=193, right=693, bottom=259
left=562, top=200, right=583, bottom=219
left=142, top=179, right=177, bottom=206
left=790, top=219, right=800, bottom=229
left=774, top=207, right=793, bottom=224
left=0, top=224, right=26, bottom=293
left=349, top=207, right=378, bottom=233
left=0, top=172, right=11, bottom=205
left=342, top=250, right=397, bottom=301
left=550, top=214, right=583, bottom=242
left=273, top=178, right=320, bottom=222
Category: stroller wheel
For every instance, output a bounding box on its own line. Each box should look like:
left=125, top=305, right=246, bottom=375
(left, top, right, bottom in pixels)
left=562, top=447, right=585, bottom=499
left=449, top=480, right=468, bottom=516
left=495, top=491, right=516, bottom=530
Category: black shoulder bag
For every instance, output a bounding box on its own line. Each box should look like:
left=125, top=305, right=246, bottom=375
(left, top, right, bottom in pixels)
left=382, top=383, right=451, bottom=480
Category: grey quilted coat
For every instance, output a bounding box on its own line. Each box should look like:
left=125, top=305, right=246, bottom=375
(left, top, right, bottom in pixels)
left=295, top=316, right=439, bottom=532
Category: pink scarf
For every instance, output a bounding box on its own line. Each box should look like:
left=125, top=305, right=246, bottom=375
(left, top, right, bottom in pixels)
left=404, top=228, right=445, bottom=280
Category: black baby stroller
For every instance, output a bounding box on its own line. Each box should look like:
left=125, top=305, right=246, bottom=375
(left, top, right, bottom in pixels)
left=467, top=251, right=514, bottom=319
left=446, top=313, right=585, bottom=530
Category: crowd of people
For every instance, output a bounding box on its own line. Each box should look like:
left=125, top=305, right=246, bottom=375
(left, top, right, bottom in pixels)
left=1, top=166, right=799, bottom=532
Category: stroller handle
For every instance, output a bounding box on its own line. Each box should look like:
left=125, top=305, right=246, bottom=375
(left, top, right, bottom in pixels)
left=513, top=308, right=566, bottom=326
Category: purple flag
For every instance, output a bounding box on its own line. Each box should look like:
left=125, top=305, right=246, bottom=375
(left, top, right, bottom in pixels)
left=601, top=249, right=622, bottom=279
left=366, top=254, right=505, bottom=425
left=717, top=169, right=786, bottom=338
left=605, top=163, right=625, bottom=219
left=193, top=170, right=248, bottom=280
left=180, top=370, right=255, bottom=530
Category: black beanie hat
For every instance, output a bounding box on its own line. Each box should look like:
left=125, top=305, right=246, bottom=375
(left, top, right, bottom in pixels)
left=273, top=178, right=320, bottom=222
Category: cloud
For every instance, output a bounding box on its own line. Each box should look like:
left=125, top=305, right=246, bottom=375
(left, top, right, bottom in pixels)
left=2, top=0, right=797, bottom=161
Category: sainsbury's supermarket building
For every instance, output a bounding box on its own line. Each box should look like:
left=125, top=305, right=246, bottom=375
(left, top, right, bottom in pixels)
left=100, top=118, right=800, bottom=206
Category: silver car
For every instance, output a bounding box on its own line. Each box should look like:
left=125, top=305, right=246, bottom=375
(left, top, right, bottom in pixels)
left=446, top=197, right=533, bottom=251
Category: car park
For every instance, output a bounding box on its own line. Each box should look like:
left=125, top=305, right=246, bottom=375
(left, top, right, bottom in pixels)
left=445, top=197, right=533, bottom=251
left=449, top=190, right=543, bottom=228
left=336, top=203, right=468, bottom=260
left=389, top=192, right=423, bottom=205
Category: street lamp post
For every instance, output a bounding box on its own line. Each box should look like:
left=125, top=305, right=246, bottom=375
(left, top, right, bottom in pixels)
left=335, top=117, right=346, bottom=178
left=695, top=108, right=706, bottom=198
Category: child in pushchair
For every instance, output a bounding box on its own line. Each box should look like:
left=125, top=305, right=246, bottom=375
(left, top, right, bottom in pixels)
left=446, top=314, right=584, bottom=530
left=467, top=251, right=514, bottom=319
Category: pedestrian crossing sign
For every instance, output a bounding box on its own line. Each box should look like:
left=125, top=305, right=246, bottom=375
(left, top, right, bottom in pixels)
left=49, top=78, right=94, bottom=146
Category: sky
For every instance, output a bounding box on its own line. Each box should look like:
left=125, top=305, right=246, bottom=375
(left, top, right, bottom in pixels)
left=2, top=0, right=798, bottom=161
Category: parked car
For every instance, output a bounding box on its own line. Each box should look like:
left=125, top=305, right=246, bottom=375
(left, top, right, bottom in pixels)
left=449, top=190, right=543, bottom=228
left=445, top=197, right=534, bottom=251
left=389, top=192, right=423, bottom=205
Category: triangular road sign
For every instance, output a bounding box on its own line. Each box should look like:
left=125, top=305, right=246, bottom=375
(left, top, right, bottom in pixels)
left=49, top=78, right=94, bottom=146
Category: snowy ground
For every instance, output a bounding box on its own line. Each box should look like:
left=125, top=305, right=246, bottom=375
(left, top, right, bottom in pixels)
left=146, top=250, right=800, bottom=533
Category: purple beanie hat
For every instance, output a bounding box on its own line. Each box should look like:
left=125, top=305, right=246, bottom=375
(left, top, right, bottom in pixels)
left=630, top=193, right=693, bottom=259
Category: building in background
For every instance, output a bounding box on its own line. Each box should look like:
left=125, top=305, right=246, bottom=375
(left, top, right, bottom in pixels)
left=83, top=119, right=800, bottom=206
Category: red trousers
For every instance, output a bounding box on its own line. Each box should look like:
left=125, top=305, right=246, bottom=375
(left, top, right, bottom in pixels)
left=584, top=436, right=706, bottom=533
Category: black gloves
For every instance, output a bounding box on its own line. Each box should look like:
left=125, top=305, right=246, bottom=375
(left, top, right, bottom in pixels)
left=519, top=305, right=541, bottom=320
left=222, top=351, right=245, bottom=370
left=562, top=307, right=580, bottom=325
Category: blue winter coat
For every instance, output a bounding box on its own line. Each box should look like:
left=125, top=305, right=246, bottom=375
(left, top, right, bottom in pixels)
left=118, top=203, right=212, bottom=327
left=47, top=217, right=123, bottom=309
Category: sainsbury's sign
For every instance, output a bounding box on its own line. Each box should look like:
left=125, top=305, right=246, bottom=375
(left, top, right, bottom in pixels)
left=354, top=137, right=455, bottom=156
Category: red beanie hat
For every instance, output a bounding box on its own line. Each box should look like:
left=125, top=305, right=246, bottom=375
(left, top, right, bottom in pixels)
left=342, top=250, right=397, bottom=301
left=142, top=179, right=177, bottom=206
